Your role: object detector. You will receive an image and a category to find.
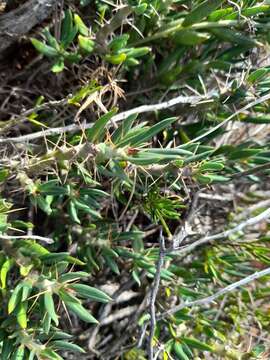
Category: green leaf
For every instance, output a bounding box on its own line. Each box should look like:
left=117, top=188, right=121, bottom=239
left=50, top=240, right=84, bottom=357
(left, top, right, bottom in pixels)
left=68, top=82, right=102, bottom=105
left=112, top=114, right=138, bottom=143
left=8, top=284, right=23, bottom=314
left=199, top=161, right=224, bottom=171
left=224, top=5, right=270, bottom=20
left=105, top=53, right=127, bottom=64
left=18, top=239, right=49, bottom=257
left=52, top=340, right=85, bottom=353
left=1, top=339, right=14, bottom=359
left=44, top=292, right=59, bottom=325
left=108, top=34, right=129, bottom=52
left=173, top=341, right=189, bottom=360
left=69, top=284, right=112, bottom=303
left=12, top=345, right=25, bottom=360
left=59, top=289, right=81, bottom=304
left=78, top=35, right=95, bottom=54
left=40, top=252, right=70, bottom=263
left=183, top=150, right=214, bottom=165
left=59, top=271, right=89, bottom=283
left=43, top=28, right=59, bottom=50
left=51, top=58, right=65, bottom=73
left=103, top=252, right=120, bottom=275
left=43, top=312, right=52, bottom=334
left=195, top=174, right=212, bottom=184
left=31, top=38, right=59, bottom=57
left=0, top=258, right=14, bottom=289
left=74, top=199, right=101, bottom=219
left=183, top=0, right=224, bottom=27
left=16, top=302, right=28, bottom=329
left=120, top=117, right=177, bottom=147
left=74, top=14, right=89, bottom=36
left=66, top=301, right=98, bottom=324
left=182, top=337, right=213, bottom=352
left=248, top=68, right=270, bottom=84
left=211, top=28, right=257, bottom=47
left=208, top=7, right=234, bottom=21
left=134, top=3, right=148, bottom=15
left=64, top=52, right=82, bottom=63
left=173, top=30, right=210, bottom=45
left=68, top=200, right=80, bottom=224
left=61, top=10, right=78, bottom=48
left=229, top=148, right=261, bottom=160
left=125, top=47, right=151, bottom=58
left=87, top=108, right=118, bottom=143
left=35, top=195, right=52, bottom=215
left=39, top=180, right=68, bottom=196
left=145, top=148, right=193, bottom=156
left=40, top=349, right=64, bottom=360
left=206, top=174, right=230, bottom=183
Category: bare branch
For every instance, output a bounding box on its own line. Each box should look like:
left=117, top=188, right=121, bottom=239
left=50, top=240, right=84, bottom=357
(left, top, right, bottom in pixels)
left=187, top=92, right=270, bottom=145
left=0, top=234, right=54, bottom=244
left=169, top=207, right=270, bottom=256
left=1, top=91, right=270, bottom=146
left=0, top=93, right=211, bottom=144
left=231, top=162, right=270, bottom=179
left=158, top=266, right=270, bottom=320
left=148, top=229, right=166, bottom=360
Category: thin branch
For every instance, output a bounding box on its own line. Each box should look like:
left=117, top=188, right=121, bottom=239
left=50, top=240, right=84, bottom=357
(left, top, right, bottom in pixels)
left=0, top=234, right=54, bottom=244
left=0, top=93, right=211, bottom=144
left=100, top=305, right=137, bottom=326
left=2, top=91, right=270, bottom=146
left=169, top=207, right=270, bottom=256
left=231, top=162, right=270, bottom=179
left=187, top=92, right=270, bottom=145
left=158, top=266, right=270, bottom=320
left=148, top=229, right=166, bottom=360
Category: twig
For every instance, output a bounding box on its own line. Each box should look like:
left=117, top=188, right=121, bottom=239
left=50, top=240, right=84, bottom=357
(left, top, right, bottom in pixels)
left=168, top=207, right=270, bottom=256
left=173, top=190, right=203, bottom=248
left=148, top=229, right=166, bottom=360
left=0, top=234, right=54, bottom=244
left=100, top=305, right=137, bottom=326
left=158, top=266, right=270, bottom=320
left=2, top=91, right=270, bottom=146
left=0, top=93, right=211, bottom=144
left=95, top=6, right=132, bottom=53
left=186, top=92, right=270, bottom=145
left=231, top=163, right=270, bottom=179
left=87, top=278, right=135, bottom=351
left=137, top=323, right=147, bottom=348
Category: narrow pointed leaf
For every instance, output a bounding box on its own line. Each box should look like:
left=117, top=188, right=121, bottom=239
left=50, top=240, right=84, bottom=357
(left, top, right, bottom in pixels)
left=69, top=284, right=112, bottom=303
left=44, top=292, right=59, bottom=325
left=66, top=301, right=98, bottom=324
left=87, top=108, right=118, bottom=143
left=183, top=0, right=224, bottom=27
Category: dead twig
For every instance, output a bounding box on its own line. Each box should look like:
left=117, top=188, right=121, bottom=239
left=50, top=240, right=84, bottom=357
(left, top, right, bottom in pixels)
left=0, top=93, right=212, bottom=144
left=158, top=266, right=270, bottom=320
left=148, top=229, right=166, bottom=360
left=0, top=234, right=54, bottom=243
left=168, top=207, right=270, bottom=256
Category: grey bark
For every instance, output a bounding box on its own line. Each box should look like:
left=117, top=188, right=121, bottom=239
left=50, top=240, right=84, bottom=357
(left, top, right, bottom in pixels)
left=0, top=0, right=56, bottom=56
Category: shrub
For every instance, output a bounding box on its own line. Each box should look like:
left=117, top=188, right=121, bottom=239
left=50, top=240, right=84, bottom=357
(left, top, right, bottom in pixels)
left=1, top=1, right=270, bottom=359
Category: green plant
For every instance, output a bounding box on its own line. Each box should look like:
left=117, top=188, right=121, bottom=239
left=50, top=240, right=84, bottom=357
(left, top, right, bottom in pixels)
left=1, top=0, right=270, bottom=359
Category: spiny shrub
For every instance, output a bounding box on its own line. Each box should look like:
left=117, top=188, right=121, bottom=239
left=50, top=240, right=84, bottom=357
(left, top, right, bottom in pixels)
left=1, top=1, right=270, bottom=359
